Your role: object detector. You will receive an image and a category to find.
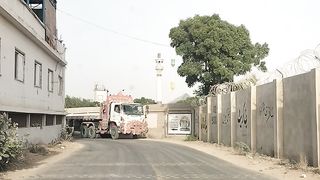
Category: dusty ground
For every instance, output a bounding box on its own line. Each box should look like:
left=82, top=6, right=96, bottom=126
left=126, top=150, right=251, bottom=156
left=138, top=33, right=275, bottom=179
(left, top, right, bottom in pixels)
left=149, top=138, right=320, bottom=180
left=0, top=141, right=83, bottom=180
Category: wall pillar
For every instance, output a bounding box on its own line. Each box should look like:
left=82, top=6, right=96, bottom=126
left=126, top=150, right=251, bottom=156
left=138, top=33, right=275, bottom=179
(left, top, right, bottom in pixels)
left=62, top=116, right=66, bottom=127
left=164, top=112, right=167, bottom=138
left=198, top=105, right=204, bottom=141
left=230, top=92, right=236, bottom=147
left=53, top=115, right=57, bottom=125
left=26, top=114, right=31, bottom=128
left=312, top=68, right=320, bottom=167
left=275, top=79, right=284, bottom=159
left=42, top=114, right=46, bottom=128
left=207, top=96, right=212, bottom=142
left=192, top=108, right=196, bottom=137
left=251, top=86, right=257, bottom=153
left=194, top=107, right=199, bottom=138
left=217, top=94, right=222, bottom=144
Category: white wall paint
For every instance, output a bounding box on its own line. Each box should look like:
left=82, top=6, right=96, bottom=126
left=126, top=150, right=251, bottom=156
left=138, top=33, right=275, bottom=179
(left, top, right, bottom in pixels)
left=0, top=11, right=65, bottom=114
left=17, top=125, right=62, bottom=144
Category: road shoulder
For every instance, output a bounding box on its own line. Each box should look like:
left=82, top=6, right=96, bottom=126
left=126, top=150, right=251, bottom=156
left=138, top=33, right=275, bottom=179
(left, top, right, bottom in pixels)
left=146, top=138, right=320, bottom=180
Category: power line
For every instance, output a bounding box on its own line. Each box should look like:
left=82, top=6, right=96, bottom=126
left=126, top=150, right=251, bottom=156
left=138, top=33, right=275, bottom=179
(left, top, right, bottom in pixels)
left=57, top=9, right=171, bottom=48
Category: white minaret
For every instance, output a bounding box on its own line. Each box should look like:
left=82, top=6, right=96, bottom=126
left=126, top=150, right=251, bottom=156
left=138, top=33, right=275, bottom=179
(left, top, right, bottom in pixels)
left=155, top=53, right=164, bottom=104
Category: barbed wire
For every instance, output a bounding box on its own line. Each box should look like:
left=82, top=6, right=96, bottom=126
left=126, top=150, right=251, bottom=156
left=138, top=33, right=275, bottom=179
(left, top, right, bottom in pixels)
left=257, top=44, right=320, bottom=85
left=210, top=43, right=320, bottom=95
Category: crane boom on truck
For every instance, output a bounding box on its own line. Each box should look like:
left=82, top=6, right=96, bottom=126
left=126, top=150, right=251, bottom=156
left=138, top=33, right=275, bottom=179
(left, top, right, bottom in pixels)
left=66, top=91, right=148, bottom=139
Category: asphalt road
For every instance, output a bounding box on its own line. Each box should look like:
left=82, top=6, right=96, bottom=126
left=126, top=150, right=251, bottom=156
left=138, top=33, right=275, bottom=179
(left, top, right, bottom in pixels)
left=22, top=139, right=275, bottom=180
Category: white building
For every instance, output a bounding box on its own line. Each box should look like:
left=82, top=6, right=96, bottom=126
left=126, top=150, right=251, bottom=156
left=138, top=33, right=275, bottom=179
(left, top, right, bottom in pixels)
left=93, top=83, right=107, bottom=103
left=0, top=0, right=67, bottom=144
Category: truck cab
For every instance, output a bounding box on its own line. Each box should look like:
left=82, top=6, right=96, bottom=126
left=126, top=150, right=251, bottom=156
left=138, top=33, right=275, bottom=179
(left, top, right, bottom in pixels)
left=109, top=102, right=147, bottom=138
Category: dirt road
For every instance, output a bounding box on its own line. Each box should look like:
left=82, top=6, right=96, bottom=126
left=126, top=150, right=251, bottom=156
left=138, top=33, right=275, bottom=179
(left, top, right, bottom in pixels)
left=4, top=139, right=273, bottom=180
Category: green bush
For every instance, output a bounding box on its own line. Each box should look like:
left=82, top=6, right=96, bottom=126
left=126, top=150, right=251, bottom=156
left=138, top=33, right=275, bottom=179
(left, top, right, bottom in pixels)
left=234, top=142, right=250, bottom=155
left=49, top=127, right=73, bottom=147
left=0, top=113, right=23, bottom=170
left=184, top=135, right=198, bottom=141
left=28, top=144, right=48, bottom=155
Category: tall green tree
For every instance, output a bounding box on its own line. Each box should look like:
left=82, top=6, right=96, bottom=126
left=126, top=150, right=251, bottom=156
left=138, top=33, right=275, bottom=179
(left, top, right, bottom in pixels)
left=169, top=14, right=269, bottom=95
left=133, top=97, right=156, bottom=105
left=65, top=95, right=100, bottom=108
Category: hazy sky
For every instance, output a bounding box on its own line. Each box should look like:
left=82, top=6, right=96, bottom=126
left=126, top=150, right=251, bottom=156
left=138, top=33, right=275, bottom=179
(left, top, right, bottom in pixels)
left=57, top=0, right=320, bottom=102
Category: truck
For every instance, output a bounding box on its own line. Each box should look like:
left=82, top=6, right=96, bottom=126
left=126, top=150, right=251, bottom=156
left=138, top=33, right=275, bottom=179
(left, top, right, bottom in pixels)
left=66, top=92, right=148, bottom=139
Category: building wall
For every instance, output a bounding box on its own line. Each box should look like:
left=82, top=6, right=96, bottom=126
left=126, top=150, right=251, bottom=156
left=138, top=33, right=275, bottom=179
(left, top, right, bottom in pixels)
left=146, top=104, right=196, bottom=139
left=43, top=0, right=57, bottom=48
left=94, top=90, right=108, bottom=103
left=146, top=104, right=166, bottom=139
left=0, top=0, right=45, bottom=40
left=0, top=0, right=66, bottom=144
left=0, top=4, right=65, bottom=114
left=18, top=125, right=62, bottom=144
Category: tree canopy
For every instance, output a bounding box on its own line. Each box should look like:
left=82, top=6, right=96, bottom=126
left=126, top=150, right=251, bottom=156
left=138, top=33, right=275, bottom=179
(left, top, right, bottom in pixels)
left=133, top=97, right=156, bottom=105
left=176, top=96, right=204, bottom=107
left=169, top=14, right=269, bottom=95
left=65, top=95, right=100, bottom=108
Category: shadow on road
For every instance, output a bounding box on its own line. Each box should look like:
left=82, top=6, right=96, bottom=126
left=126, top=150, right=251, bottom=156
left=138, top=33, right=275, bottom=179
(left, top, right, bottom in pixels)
left=72, top=131, right=146, bottom=140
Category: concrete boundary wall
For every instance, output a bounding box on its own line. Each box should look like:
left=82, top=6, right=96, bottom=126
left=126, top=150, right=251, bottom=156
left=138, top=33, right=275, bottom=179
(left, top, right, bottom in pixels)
left=207, top=96, right=218, bottom=143
left=234, top=88, right=253, bottom=148
left=220, top=94, right=232, bottom=146
left=282, top=69, right=318, bottom=166
left=200, top=105, right=207, bottom=142
left=256, top=81, right=276, bottom=156
left=199, top=68, right=320, bottom=167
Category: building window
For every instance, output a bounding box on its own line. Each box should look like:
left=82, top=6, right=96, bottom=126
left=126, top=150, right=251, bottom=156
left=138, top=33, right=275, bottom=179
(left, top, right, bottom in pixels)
left=48, top=69, right=53, bottom=92
left=34, top=61, right=42, bottom=88
left=58, top=75, right=63, bottom=95
left=56, top=115, right=63, bottom=125
left=15, top=49, right=25, bottom=82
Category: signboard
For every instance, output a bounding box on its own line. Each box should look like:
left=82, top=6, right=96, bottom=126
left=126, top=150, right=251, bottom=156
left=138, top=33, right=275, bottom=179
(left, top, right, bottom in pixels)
left=168, top=113, right=191, bottom=135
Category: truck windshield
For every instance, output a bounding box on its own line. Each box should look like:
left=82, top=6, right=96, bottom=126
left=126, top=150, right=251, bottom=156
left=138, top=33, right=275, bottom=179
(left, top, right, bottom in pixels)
left=122, top=104, right=144, bottom=115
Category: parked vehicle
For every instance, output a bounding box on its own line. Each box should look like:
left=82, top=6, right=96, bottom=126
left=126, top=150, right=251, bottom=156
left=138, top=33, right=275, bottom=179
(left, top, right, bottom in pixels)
left=66, top=92, right=148, bottom=139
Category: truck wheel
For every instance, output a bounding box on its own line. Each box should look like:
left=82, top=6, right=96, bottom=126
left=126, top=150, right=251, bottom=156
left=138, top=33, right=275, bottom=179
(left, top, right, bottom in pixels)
left=80, top=125, right=89, bottom=138
left=110, top=125, right=119, bottom=140
left=88, top=126, right=96, bottom=139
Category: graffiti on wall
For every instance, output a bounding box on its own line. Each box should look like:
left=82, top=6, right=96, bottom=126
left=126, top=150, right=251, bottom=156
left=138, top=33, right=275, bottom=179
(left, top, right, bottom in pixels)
left=237, top=103, right=248, bottom=128
left=259, top=102, right=274, bottom=127
left=222, top=108, right=231, bottom=125
left=201, top=116, right=207, bottom=132
left=211, top=114, right=217, bottom=126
